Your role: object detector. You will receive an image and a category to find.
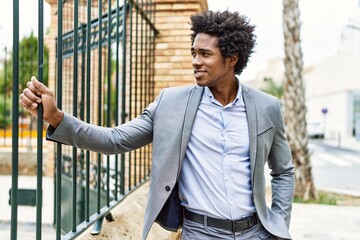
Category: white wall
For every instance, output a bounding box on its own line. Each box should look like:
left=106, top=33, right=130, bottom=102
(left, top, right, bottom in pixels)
left=305, top=53, right=360, bottom=98
left=306, top=91, right=352, bottom=139
left=304, top=52, right=360, bottom=140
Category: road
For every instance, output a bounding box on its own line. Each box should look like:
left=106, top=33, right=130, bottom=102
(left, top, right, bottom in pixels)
left=309, top=139, right=360, bottom=195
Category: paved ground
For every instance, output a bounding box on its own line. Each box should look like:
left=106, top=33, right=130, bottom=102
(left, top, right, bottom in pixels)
left=0, top=175, right=55, bottom=239
left=75, top=181, right=360, bottom=240
left=1, top=178, right=360, bottom=239
left=290, top=203, right=360, bottom=240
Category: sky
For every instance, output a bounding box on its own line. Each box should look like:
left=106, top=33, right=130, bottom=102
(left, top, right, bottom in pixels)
left=207, top=0, right=359, bottom=80
left=0, top=0, right=359, bottom=81
left=0, top=0, right=51, bottom=50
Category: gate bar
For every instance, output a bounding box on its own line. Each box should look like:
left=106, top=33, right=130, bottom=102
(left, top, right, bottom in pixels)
left=128, top=0, right=133, bottom=192
left=114, top=0, right=120, bottom=200
left=97, top=0, right=103, bottom=215
left=139, top=0, right=144, bottom=182
left=56, top=0, right=63, bottom=239
left=72, top=0, right=79, bottom=232
left=150, top=0, right=155, bottom=174
left=85, top=0, right=92, bottom=222
left=120, top=0, right=128, bottom=196
left=131, top=0, right=157, bottom=32
left=106, top=0, right=112, bottom=206
left=80, top=23, right=86, bottom=225
left=11, top=0, right=20, bottom=239
left=144, top=0, right=150, bottom=179
left=36, top=0, right=44, bottom=239
left=134, top=0, right=139, bottom=185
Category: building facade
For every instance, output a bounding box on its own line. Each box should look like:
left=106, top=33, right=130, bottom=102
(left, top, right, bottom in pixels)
left=305, top=5, right=360, bottom=140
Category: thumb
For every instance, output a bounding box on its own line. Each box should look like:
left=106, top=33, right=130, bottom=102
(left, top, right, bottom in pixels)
left=31, top=76, right=51, bottom=95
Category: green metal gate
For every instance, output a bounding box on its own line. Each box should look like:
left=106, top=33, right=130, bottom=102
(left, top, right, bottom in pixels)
left=7, top=0, right=157, bottom=239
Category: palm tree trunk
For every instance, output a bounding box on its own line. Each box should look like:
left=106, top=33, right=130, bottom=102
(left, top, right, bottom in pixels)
left=283, top=0, right=317, bottom=200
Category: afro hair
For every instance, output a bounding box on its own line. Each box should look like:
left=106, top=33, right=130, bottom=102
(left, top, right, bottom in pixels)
left=190, top=10, right=256, bottom=75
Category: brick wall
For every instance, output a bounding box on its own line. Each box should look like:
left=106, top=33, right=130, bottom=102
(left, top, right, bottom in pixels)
left=153, top=0, right=208, bottom=96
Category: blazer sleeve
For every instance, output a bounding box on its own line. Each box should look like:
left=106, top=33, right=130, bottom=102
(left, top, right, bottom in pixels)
left=267, top=100, right=295, bottom=228
left=46, top=93, right=162, bottom=155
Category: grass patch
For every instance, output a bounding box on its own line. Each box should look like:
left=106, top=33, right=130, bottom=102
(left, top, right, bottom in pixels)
left=293, top=191, right=338, bottom=205
left=268, top=187, right=360, bottom=206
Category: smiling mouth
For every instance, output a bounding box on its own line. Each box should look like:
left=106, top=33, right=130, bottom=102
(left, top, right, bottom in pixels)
left=194, top=70, right=207, bottom=77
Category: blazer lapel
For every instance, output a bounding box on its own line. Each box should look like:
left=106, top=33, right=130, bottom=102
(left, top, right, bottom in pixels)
left=241, top=85, right=257, bottom=182
left=178, top=86, right=204, bottom=173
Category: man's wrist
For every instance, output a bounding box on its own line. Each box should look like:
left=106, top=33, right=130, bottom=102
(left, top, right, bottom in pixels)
left=48, top=109, right=64, bottom=128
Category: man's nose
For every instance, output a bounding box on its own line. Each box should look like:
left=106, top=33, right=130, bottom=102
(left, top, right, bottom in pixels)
left=192, top=55, right=202, bottom=67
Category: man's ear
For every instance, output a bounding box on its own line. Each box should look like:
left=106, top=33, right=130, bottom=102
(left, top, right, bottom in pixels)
left=229, top=55, right=239, bottom=67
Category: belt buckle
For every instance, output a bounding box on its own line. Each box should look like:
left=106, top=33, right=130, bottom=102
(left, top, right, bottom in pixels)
left=232, top=219, right=247, bottom=232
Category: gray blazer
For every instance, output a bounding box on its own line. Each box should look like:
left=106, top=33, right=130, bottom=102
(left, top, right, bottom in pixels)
left=48, top=84, right=294, bottom=239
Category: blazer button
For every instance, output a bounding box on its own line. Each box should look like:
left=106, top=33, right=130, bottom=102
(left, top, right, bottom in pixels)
left=165, top=186, right=171, bottom=192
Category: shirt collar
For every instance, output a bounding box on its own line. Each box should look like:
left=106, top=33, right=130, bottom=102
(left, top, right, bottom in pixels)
left=204, top=76, right=243, bottom=107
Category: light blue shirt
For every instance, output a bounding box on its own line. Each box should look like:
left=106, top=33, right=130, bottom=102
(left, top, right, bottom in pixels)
left=178, top=78, right=256, bottom=220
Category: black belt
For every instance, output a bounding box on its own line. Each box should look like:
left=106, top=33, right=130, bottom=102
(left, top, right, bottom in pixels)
left=184, top=209, right=258, bottom=232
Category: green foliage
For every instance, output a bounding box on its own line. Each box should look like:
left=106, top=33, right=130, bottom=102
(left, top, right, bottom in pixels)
left=18, top=31, right=49, bottom=90
left=0, top=51, right=12, bottom=93
left=0, top=94, right=12, bottom=129
left=293, top=191, right=337, bottom=205
left=0, top=31, right=49, bottom=95
left=260, top=77, right=284, bottom=99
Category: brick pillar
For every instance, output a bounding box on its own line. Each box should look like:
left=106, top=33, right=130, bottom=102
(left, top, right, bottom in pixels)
left=153, top=0, right=208, bottom=96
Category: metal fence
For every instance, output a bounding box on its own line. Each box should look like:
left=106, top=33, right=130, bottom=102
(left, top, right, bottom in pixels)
left=7, top=0, right=157, bottom=239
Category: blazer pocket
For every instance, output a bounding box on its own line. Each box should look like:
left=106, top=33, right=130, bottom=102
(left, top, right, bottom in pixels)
left=257, top=127, right=274, bottom=139
left=257, top=127, right=274, bottom=165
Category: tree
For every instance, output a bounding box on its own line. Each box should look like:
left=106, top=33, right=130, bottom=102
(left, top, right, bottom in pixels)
left=260, top=77, right=284, bottom=99
left=0, top=32, right=49, bottom=129
left=283, top=0, right=317, bottom=200
left=0, top=95, right=11, bottom=128
left=0, top=47, right=11, bottom=129
left=0, top=31, right=49, bottom=93
left=18, top=31, right=49, bottom=90
left=0, top=48, right=12, bottom=96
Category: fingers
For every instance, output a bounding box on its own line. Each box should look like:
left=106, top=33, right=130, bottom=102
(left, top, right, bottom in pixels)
left=31, top=76, right=51, bottom=95
left=19, top=76, right=44, bottom=110
left=27, top=78, right=42, bottom=96
left=20, top=89, right=40, bottom=110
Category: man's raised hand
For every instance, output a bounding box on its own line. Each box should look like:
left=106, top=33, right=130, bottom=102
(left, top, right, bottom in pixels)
left=20, top=76, right=64, bottom=128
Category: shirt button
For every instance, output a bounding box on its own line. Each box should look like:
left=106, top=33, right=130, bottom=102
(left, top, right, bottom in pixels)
left=165, top=186, right=171, bottom=192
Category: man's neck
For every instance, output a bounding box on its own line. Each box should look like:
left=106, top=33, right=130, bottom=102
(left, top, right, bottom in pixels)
left=209, top=77, right=238, bottom=106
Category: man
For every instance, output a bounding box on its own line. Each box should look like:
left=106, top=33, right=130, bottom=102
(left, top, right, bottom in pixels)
left=20, top=10, right=294, bottom=240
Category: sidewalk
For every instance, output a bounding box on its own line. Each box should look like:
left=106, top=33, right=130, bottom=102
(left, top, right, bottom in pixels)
left=75, top=181, right=360, bottom=240
left=320, top=135, right=360, bottom=153
left=290, top=203, right=360, bottom=239
left=1, top=177, right=360, bottom=239
left=309, top=136, right=360, bottom=197
left=295, top=137, right=360, bottom=239
left=0, top=175, right=55, bottom=239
